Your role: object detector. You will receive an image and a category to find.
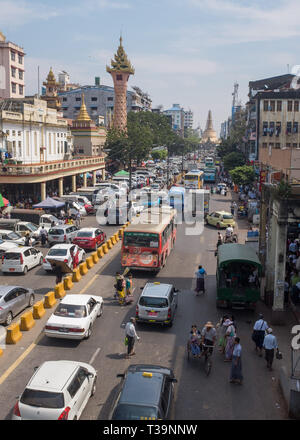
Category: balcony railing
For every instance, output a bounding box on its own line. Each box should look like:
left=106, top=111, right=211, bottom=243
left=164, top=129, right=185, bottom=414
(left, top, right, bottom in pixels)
left=0, top=155, right=105, bottom=176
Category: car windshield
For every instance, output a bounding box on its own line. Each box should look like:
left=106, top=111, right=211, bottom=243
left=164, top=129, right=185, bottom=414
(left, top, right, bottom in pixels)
left=222, top=214, right=233, bottom=219
left=76, top=231, right=93, bottom=238
left=47, top=249, right=68, bottom=256
left=0, top=239, right=4, bottom=245
left=4, top=252, right=20, bottom=260
left=20, top=389, right=64, bottom=409
left=124, top=232, right=159, bottom=248
left=27, top=223, right=38, bottom=232
left=139, top=296, right=169, bottom=308
left=49, top=229, right=64, bottom=235
left=112, top=404, right=158, bottom=420
left=8, top=232, right=20, bottom=239
left=54, top=304, right=87, bottom=318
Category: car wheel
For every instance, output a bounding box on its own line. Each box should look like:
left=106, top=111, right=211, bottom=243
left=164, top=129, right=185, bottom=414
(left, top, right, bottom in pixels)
left=39, top=257, right=43, bottom=266
left=23, top=266, right=28, bottom=275
left=5, top=312, right=13, bottom=326
left=28, top=294, right=35, bottom=307
left=85, top=325, right=92, bottom=339
left=167, top=320, right=173, bottom=328
left=90, top=376, right=97, bottom=397
left=97, top=304, right=103, bottom=317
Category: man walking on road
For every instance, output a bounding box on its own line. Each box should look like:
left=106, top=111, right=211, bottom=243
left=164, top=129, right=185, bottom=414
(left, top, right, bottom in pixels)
left=125, top=317, right=140, bottom=359
left=263, top=328, right=278, bottom=371
left=252, top=314, right=268, bottom=357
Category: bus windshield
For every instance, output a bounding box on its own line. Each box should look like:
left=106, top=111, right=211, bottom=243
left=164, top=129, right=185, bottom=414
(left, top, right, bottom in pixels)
left=185, top=175, right=199, bottom=180
left=124, top=232, right=159, bottom=248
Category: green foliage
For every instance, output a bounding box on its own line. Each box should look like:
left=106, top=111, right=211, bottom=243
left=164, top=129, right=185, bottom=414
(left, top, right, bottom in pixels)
left=276, top=179, right=292, bottom=198
left=229, top=165, right=255, bottom=186
left=223, top=152, right=245, bottom=171
left=151, top=150, right=167, bottom=160
left=105, top=112, right=175, bottom=166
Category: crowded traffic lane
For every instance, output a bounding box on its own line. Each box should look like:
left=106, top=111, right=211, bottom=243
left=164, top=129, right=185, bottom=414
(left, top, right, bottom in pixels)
left=0, top=192, right=287, bottom=420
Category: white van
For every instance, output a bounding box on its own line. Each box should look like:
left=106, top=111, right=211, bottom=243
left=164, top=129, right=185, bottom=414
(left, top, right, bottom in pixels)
left=60, top=194, right=91, bottom=206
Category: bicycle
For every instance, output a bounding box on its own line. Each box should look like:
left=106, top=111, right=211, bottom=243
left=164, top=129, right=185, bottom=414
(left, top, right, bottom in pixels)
left=187, top=341, right=213, bottom=376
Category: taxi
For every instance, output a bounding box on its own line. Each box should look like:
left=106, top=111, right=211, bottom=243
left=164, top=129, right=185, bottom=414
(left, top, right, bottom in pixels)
left=206, top=211, right=236, bottom=229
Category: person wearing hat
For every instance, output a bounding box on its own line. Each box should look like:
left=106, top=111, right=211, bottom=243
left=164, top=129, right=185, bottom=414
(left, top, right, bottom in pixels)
left=263, top=328, right=278, bottom=371
left=201, top=321, right=216, bottom=356
left=252, top=314, right=268, bottom=356
left=124, top=317, right=140, bottom=359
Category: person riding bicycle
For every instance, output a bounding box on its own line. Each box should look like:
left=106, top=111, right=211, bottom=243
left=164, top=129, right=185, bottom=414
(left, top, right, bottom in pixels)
left=201, top=321, right=216, bottom=356
left=189, top=325, right=201, bottom=357
left=224, top=225, right=234, bottom=243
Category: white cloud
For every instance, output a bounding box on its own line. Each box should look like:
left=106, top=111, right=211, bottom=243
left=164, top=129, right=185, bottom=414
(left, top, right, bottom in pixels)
left=180, top=0, right=300, bottom=46
left=0, top=0, right=60, bottom=26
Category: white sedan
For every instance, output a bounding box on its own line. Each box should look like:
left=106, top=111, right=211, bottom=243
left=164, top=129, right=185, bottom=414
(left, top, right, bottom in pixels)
left=43, top=244, right=86, bottom=272
left=45, top=294, right=103, bottom=340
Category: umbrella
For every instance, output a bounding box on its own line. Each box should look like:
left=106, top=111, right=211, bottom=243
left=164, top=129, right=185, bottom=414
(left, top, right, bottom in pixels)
left=32, top=197, right=65, bottom=209
left=0, top=194, right=10, bottom=208
left=114, top=170, right=129, bottom=177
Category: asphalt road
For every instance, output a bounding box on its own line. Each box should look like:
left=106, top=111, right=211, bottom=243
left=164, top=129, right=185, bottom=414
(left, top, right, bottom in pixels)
left=0, top=193, right=288, bottom=420
left=0, top=215, right=120, bottom=316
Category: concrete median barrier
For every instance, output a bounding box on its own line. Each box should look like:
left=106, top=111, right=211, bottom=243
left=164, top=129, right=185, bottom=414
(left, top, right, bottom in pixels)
left=107, top=239, right=113, bottom=249
left=86, top=256, right=94, bottom=269
left=44, top=291, right=57, bottom=309
left=114, top=232, right=119, bottom=242
left=111, top=235, right=116, bottom=245
left=33, top=301, right=45, bottom=319
left=6, top=323, right=22, bottom=344
left=64, top=275, right=74, bottom=291
left=55, top=282, right=66, bottom=299
left=91, top=251, right=99, bottom=264
left=97, top=246, right=104, bottom=258
left=79, top=261, right=88, bottom=276
left=0, top=348, right=2, bottom=356
left=102, top=243, right=109, bottom=254
left=72, top=267, right=82, bottom=282
left=118, top=228, right=124, bottom=238
left=20, top=310, right=36, bottom=331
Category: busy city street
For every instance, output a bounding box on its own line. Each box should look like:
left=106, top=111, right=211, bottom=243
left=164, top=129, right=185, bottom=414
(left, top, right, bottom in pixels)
left=0, top=190, right=291, bottom=420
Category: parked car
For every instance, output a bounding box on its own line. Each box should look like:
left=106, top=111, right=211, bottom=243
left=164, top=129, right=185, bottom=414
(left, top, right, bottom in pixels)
left=205, top=211, right=236, bottom=229
left=0, top=285, right=35, bottom=325
left=43, top=244, right=86, bottom=272
left=0, top=229, right=25, bottom=246
left=73, top=228, right=106, bottom=251
left=47, top=225, right=78, bottom=245
left=0, top=219, right=39, bottom=241
left=2, top=247, right=43, bottom=275
left=44, top=294, right=103, bottom=340
left=110, top=364, right=177, bottom=420
left=12, top=360, right=97, bottom=420
left=135, top=282, right=179, bottom=327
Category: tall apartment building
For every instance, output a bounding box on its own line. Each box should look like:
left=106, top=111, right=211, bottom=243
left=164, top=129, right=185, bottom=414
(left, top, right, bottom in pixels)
left=244, top=74, right=294, bottom=161
left=0, top=31, right=25, bottom=99
left=184, top=109, right=193, bottom=129
left=58, top=79, right=151, bottom=126
left=163, top=104, right=185, bottom=136
left=258, top=90, right=300, bottom=181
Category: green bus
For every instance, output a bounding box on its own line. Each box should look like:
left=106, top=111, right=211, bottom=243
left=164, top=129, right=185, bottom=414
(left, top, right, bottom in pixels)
left=216, top=244, right=262, bottom=310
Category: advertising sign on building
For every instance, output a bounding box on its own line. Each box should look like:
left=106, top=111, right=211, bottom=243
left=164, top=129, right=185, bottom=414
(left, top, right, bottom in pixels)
left=259, top=170, right=267, bottom=191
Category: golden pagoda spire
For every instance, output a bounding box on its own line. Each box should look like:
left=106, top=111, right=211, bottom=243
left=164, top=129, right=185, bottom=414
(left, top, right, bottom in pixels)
left=106, top=37, right=135, bottom=74
left=76, top=93, right=91, bottom=122
left=46, top=67, right=56, bottom=83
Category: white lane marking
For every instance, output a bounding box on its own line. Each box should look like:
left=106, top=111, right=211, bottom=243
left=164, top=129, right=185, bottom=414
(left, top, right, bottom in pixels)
left=89, top=347, right=101, bottom=365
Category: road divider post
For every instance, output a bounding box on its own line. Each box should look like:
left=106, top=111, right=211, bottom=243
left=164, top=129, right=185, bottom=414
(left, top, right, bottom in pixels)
left=33, top=301, right=46, bottom=319
left=55, top=282, right=66, bottom=299
left=79, top=261, right=88, bottom=276
left=44, top=291, right=57, bottom=308
left=20, top=310, right=36, bottom=331
left=86, top=256, right=94, bottom=269
left=6, top=323, right=22, bottom=344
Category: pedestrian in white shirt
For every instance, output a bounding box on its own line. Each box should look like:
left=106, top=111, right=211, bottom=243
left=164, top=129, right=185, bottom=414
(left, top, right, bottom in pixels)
left=263, top=328, right=278, bottom=371
left=125, top=317, right=140, bottom=359
left=252, top=314, right=268, bottom=356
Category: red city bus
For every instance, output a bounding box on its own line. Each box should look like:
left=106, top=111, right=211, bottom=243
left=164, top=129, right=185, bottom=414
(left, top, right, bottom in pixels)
left=121, top=207, right=177, bottom=272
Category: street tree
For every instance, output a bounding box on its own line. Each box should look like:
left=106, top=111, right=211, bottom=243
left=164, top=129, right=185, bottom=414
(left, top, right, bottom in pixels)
left=223, top=152, right=245, bottom=171
left=229, top=165, right=255, bottom=186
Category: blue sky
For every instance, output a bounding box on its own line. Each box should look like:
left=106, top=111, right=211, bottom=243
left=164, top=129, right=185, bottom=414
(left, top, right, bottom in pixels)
left=1, top=0, right=300, bottom=133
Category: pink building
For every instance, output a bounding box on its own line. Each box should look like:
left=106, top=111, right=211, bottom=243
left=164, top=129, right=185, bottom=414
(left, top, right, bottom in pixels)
left=0, top=31, right=25, bottom=99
